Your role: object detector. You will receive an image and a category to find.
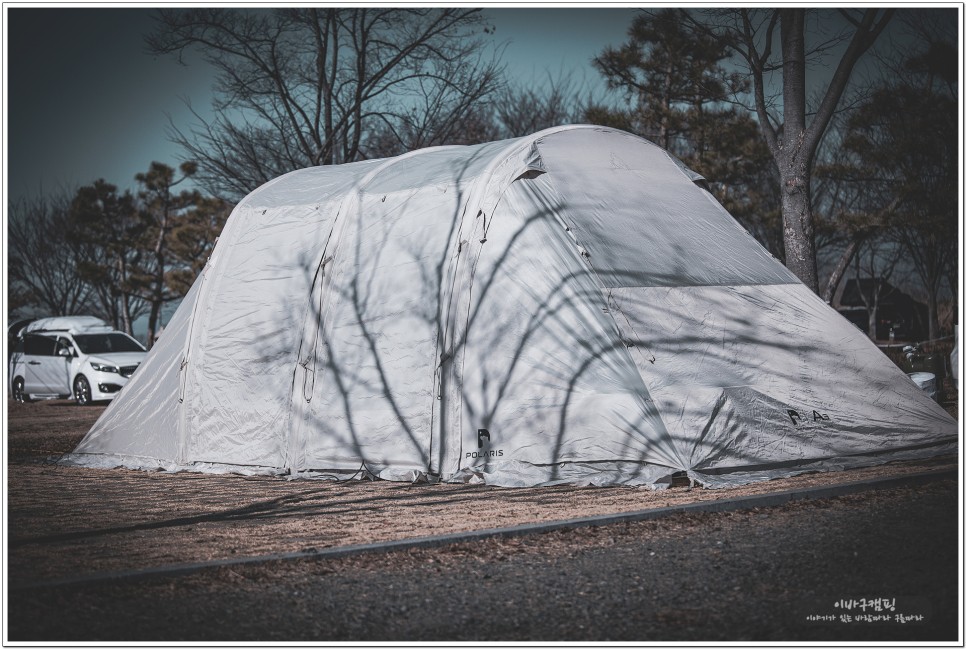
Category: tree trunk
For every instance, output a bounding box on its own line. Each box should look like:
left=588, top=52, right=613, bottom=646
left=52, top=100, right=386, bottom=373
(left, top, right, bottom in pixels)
left=146, top=251, right=166, bottom=348
left=743, top=9, right=890, bottom=294
left=822, top=237, right=862, bottom=303
left=867, top=304, right=877, bottom=340
left=149, top=193, right=174, bottom=349
left=776, top=10, right=819, bottom=292
left=926, top=289, right=939, bottom=342
left=117, top=256, right=133, bottom=335
left=121, top=294, right=133, bottom=336
left=659, top=57, right=674, bottom=151
left=779, top=169, right=819, bottom=291
left=147, top=299, right=162, bottom=349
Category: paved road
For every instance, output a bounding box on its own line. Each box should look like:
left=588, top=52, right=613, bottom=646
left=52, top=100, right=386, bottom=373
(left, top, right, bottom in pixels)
left=8, top=479, right=959, bottom=642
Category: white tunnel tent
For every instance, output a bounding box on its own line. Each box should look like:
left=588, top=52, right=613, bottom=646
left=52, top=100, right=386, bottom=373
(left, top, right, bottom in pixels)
left=67, top=126, right=958, bottom=488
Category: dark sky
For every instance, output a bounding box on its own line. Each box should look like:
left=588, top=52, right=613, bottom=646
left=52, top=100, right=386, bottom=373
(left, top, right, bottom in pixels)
left=4, top=7, right=957, bottom=202
left=3, top=6, right=957, bottom=334
left=7, top=8, right=221, bottom=200
left=4, top=7, right=639, bottom=202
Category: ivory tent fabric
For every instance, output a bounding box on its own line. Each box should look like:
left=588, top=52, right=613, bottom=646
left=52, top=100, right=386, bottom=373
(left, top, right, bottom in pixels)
left=66, top=126, right=958, bottom=488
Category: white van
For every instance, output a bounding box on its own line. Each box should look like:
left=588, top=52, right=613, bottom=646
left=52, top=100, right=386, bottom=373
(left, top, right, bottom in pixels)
left=9, top=316, right=146, bottom=405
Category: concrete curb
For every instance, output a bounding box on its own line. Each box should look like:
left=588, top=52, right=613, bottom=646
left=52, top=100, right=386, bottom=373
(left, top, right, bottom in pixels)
left=11, top=467, right=957, bottom=591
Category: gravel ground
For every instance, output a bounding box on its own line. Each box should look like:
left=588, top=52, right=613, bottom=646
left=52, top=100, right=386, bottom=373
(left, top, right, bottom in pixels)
left=8, top=480, right=960, bottom=642
left=4, top=396, right=963, bottom=641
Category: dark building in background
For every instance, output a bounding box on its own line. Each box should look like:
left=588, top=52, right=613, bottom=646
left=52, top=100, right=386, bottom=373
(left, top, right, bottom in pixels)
left=834, top=278, right=929, bottom=342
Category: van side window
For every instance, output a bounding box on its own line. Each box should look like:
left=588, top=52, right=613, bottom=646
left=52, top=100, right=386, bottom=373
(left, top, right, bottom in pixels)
left=54, top=337, right=74, bottom=356
left=23, top=335, right=57, bottom=356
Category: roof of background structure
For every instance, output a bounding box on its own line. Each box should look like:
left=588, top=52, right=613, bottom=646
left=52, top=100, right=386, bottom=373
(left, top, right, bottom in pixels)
left=839, top=279, right=925, bottom=309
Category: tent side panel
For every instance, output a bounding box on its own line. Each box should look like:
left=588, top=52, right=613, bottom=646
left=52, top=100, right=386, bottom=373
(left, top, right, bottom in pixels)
left=182, top=200, right=342, bottom=469
left=613, top=283, right=958, bottom=486
left=452, top=174, right=683, bottom=486
left=69, top=276, right=200, bottom=465
left=297, top=185, right=466, bottom=476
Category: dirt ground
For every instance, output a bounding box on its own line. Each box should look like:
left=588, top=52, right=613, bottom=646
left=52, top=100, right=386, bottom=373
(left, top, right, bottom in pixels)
left=5, top=396, right=960, bottom=588
left=6, top=479, right=959, bottom=642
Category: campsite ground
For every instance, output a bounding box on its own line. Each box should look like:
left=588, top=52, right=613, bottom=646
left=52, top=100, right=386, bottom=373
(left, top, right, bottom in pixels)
left=5, top=393, right=962, bottom=642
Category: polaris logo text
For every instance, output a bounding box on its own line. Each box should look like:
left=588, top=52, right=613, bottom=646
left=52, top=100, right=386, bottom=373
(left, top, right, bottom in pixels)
left=466, top=449, right=504, bottom=459
left=468, top=428, right=503, bottom=459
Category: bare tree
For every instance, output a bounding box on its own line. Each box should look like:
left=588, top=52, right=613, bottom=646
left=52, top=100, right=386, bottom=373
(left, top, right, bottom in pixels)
left=897, top=211, right=956, bottom=342
left=8, top=192, right=92, bottom=318
left=148, top=8, right=503, bottom=200
left=849, top=233, right=903, bottom=340
left=813, top=135, right=901, bottom=304
left=496, top=73, right=587, bottom=138
left=683, top=9, right=894, bottom=292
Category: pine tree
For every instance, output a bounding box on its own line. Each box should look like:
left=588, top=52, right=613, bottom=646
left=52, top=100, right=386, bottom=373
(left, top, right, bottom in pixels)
left=69, top=180, right=146, bottom=334
left=588, top=9, right=781, bottom=254
left=591, top=9, right=742, bottom=154
left=133, top=162, right=202, bottom=347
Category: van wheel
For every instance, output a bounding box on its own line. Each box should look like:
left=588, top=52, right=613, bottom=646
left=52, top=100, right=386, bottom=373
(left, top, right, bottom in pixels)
left=74, top=375, right=93, bottom=406
left=12, top=377, right=30, bottom=403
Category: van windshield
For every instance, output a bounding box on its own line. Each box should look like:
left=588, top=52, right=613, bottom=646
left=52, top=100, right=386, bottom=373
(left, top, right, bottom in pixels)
left=73, top=333, right=145, bottom=355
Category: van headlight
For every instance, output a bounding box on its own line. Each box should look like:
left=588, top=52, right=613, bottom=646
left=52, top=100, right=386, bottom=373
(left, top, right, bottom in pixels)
left=90, top=362, right=119, bottom=373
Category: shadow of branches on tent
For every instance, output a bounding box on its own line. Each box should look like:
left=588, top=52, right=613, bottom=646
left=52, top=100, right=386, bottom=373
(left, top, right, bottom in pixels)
left=87, top=128, right=956, bottom=500
left=276, top=149, right=851, bottom=486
